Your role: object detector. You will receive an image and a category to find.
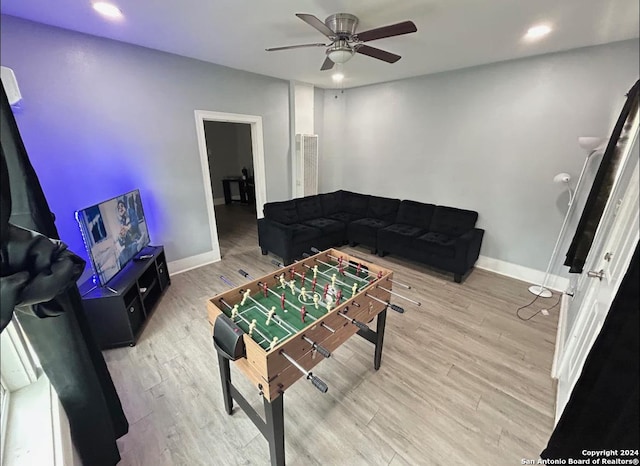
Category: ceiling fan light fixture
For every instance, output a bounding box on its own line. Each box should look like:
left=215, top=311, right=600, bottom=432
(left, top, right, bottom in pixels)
left=327, top=44, right=354, bottom=64
left=92, top=2, right=123, bottom=19
left=332, top=72, right=344, bottom=83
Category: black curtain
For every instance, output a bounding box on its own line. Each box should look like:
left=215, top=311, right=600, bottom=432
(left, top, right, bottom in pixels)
left=541, top=241, right=639, bottom=459
left=564, top=80, right=639, bottom=273
left=1, top=83, right=128, bottom=464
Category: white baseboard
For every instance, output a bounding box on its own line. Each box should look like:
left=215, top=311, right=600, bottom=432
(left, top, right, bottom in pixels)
left=168, top=250, right=220, bottom=276
left=476, top=255, right=569, bottom=292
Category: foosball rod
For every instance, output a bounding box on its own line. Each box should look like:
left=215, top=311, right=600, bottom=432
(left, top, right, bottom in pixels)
left=302, top=335, right=331, bottom=358
left=217, top=295, right=271, bottom=344
left=311, top=248, right=411, bottom=290
left=280, top=350, right=328, bottom=393
left=309, top=258, right=363, bottom=288
left=238, top=269, right=311, bottom=317
left=365, top=293, right=405, bottom=313
left=337, top=310, right=370, bottom=331
left=376, top=285, right=422, bottom=306
left=270, top=259, right=360, bottom=308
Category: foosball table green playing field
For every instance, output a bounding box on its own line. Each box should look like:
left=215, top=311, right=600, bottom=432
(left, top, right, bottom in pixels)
left=207, top=248, right=414, bottom=465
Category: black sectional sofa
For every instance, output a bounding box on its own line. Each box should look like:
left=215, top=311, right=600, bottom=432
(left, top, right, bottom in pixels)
left=257, top=190, right=484, bottom=283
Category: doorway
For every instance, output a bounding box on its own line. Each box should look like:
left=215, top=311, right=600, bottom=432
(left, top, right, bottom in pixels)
left=194, top=111, right=267, bottom=261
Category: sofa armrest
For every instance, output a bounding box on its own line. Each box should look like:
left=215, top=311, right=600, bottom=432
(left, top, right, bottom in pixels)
left=455, top=228, right=484, bottom=268
left=257, top=218, right=294, bottom=257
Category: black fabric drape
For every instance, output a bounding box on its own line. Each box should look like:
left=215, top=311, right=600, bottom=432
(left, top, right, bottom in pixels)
left=564, top=80, right=639, bottom=273
left=1, top=82, right=128, bottom=465
left=541, top=241, right=639, bottom=459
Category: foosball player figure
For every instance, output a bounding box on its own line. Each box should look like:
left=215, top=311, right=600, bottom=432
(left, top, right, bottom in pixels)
left=279, top=274, right=287, bottom=289
left=300, top=287, right=308, bottom=302
left=269, top=337, right=279, bottom=351
left=262, top=282, right=269, bottom=298
left=311, top=278, right=317, bottom=293
left=289, top=280, right=296, bottom=295
left=266, top=308, right=276, bottom=326
left=313, top=265, right=318, bottom=278
left=313, top=294, right=320, bottom=309
left=241, top=289, right=251, bottom=306
left=331, top=273, right=337, bottom=289
left=335, top=290, right=342, bottom=305
left=289, top=267, right=295, bottom=281
left=248, top=319, right=257, bottom=336
left=325, top=295, right=333, bottom=312
left=339, top=264, right=345, bottom=276
left=377, top=270, right=383, bottom=280
left=231, top=304, right=239, bottom=319
left=351, top=282, right=358, bottom=297
left=300, top=271, right=306, bottom=286
left=356, top=263, right=362, bottom=275
left=280, top=293, right=286, bottom=310
left=300, top=305, right=307, bottom=323
left=323, top=284, right=329, bottom=300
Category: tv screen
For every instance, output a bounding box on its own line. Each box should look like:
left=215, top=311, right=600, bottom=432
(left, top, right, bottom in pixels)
left=76, top=189, right=151, bottom=286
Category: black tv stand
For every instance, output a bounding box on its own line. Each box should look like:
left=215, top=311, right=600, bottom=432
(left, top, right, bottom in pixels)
left=79, top=245, right=170, bottom=349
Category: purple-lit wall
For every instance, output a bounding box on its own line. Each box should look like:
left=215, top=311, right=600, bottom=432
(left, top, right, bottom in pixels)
left=0, top=15, right=290, bottom=271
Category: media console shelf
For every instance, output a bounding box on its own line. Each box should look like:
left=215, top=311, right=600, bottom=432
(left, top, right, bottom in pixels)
left=79, top=245, right=170, bottom=349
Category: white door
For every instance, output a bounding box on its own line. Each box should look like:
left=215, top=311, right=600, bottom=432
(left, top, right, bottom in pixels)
left=555, top=127, right=639, bottom=421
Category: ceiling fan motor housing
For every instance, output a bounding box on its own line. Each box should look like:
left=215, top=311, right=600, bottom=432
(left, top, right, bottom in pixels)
left=325, top=13, right=359, bottom=37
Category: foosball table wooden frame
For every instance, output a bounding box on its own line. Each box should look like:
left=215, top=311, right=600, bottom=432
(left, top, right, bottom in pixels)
left=207, top=248, right=402, bottom=466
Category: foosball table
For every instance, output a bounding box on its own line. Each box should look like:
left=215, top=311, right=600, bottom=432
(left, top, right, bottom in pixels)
left=207, top=248, right=412, bottom=466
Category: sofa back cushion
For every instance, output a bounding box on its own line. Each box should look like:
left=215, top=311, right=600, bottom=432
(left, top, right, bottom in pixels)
left=342, top=191, right=369, bottom=217
left=319, top=191, right=343, bottom=216
left=396, top=200, right=436, bottom=229
left=429, top=206, right=478, bottom=236
left=367, top=196, right=400, bottom=222
left=263, top=200, right=299, bottom=225
left=296, top=195, right=323, bottom=222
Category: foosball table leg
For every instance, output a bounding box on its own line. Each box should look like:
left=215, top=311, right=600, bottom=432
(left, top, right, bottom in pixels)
left=217, top=353, right=233, bottom=415
left=264, top=395, right=285, bottom=466
left=355, top=309, right=388, bottom=371
left=374, top=309, right=387, bottom=371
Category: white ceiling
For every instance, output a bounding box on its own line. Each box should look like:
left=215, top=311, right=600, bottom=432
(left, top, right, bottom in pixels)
left=1, top=0, right=638, bottom=89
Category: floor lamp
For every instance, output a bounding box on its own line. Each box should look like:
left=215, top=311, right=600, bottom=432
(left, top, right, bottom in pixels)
left=528, top=136, right=609, bottom=298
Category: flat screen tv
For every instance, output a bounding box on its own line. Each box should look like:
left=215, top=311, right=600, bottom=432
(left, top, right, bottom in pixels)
left=76, top=189, right=151, bottom=286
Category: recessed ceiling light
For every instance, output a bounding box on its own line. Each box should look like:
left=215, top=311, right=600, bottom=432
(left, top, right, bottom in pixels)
left=332, top=73, right=344, bottom=83
left=525, top=24, right=552, bottom=41
left=93, top=2, right=123, bottom=19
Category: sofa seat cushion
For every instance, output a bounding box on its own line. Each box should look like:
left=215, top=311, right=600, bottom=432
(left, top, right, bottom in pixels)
left=290, top=224, right=322, bottom=243
left=414, top=232, right=457, bottom=258
left=343, top=191, right=370, bottom=219
left=303, top=218, right=345, bottom=234
left=351, top=218, right=391, bottom=230
left=380, top=223, right=425, bottom=238
left=327, top=211, right=352, bottom=223
left=263, top=200, right=299, bottom=225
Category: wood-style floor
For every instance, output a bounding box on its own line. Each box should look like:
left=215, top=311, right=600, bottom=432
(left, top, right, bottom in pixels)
left=106, top=204, right=559, bottom=466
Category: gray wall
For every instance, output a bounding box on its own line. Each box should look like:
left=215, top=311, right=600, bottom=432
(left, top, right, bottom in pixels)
left=0, top=15, right=290, bottom=265
left=320, top=40, right=639, bottom=272
left=204, top=121, right=253, bottom=201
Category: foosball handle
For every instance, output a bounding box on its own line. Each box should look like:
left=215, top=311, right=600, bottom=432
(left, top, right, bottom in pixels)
left=238, top=269, right=250, bottom=278
left=310, top=247, right=320, bottom=254
left=271, top=259, right=284, bottom=268
left=308, top=373, right=328, bottom=393
left=352, top=319, right=369, bottom=332
left=389, top=303, right=405, bottom=314
left=314, top=344, right=331, bottom=359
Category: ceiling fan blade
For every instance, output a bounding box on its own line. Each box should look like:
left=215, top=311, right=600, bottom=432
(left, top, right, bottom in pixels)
left=356, top=20, right=417, bottom=42
left=320, top=57, right=335, bottom=71
left=296, top=13, right=336, bottom=38
left=356, top=45, right=401, bottom=63
left=266, top=43, right=327, bottom=52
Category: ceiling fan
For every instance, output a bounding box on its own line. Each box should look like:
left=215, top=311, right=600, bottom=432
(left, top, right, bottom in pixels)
left=266, top=13, right=417, bottom=70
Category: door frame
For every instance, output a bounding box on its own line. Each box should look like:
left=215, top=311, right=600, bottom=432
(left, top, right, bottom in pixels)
left=194, top=110, right=267, bottom=261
